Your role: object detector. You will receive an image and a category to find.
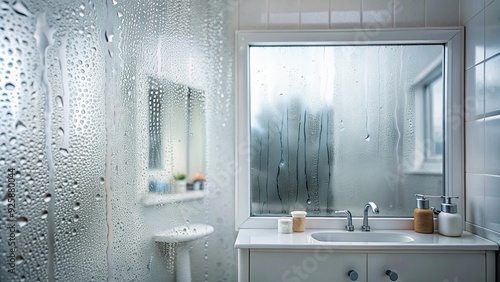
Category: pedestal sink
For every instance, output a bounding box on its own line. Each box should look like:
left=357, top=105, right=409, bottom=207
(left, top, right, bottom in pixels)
left=155, top=223, right=214, bottom=282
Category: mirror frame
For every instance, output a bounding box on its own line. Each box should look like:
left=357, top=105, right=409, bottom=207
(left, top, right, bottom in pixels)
left=235, top=28, right=463, bottom=230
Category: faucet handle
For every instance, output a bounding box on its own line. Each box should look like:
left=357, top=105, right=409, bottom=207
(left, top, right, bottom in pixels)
left=335, top=210, right=354, bottom=231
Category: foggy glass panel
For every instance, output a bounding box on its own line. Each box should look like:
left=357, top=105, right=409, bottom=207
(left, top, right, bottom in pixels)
left=249, top=45, right=444, bottom=217
left=0, top=0, right=235, bottom=281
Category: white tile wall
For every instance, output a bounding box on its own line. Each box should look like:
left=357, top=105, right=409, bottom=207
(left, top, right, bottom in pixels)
left=394, top=0, right=425, bottom=27
left=485, top=0, right=500, bottom=59
left=485, top=175, right=500, bottom=232
left=465, top=63, right=485, bottom=121
left=484, top=116, right=500, bottom=174
left=300, top=0, right=330, bottom=29
left=239, top=0, right=268, bottom=30
left=330, top=0, right=362, bottom=28
left=465, top=120, right=485, bottom=173
left=466, top=173, right=485, bottom=226
left=237, top=0, right=462, bottom=30
left=362, top=0, right=394, bottom=28
left=425, top=0, right=459, bottom=26
left=268, top=0, right=300, bottom=29
left=465, top=10, right=485, bottom=69
left=485, top=54, right=500, bottom=116
left=461, top=0, right=500, bottom=244
left=461, top=0, right=485, bottom=23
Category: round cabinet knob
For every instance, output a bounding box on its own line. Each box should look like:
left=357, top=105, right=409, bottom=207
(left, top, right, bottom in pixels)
left=385, top=270, right=398, bottom=281
left=347, top=270, right=359, bottom=281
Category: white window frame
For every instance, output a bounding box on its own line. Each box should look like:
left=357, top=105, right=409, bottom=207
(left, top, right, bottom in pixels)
left=411, top=57, right=444, bottom=175
left=235, top=28, right=463, bottom=230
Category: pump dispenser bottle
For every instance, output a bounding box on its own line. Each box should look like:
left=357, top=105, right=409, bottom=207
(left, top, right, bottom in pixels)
left=435, top=196, right=463, bottom=237
left=414, top=194, right=434, bottom=234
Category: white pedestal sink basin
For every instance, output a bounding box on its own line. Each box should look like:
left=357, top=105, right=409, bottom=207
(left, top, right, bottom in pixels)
left=155, top=224, right=214, bottom=282
left=311, top=231, right=414, bottom=243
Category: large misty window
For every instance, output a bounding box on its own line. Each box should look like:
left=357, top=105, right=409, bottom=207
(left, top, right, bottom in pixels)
left=248, top=45, right=444, bottom=217
left=236, top=29, right=464, bottom=227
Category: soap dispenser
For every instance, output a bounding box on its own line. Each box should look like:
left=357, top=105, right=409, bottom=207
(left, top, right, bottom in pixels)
left=414, top=194, right=434, bottom=234
left=436, top=196, right=463, bottom=237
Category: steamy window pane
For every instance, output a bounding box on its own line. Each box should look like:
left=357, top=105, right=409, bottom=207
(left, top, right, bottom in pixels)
left=249, top=45, right=445, bottom=217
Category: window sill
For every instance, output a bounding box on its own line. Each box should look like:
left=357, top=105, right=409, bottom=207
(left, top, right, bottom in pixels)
left=140, top=190, right=206, bottom=207
left=406, top=162, right=443, bottom=176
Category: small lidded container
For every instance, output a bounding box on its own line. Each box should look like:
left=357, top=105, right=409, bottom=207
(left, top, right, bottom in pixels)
left=277, top=218, right=293, bottom=234
left=291, top=211, right=307, bottom=232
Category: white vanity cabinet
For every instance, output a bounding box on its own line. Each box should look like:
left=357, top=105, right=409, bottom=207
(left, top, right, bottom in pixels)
left=245, top=250, right=490, bottom=282
left=235, top=229, right=498, bottom=282
left=249, top=250, right=366, bottom=282
left=367, top=252, right=487, bottom=282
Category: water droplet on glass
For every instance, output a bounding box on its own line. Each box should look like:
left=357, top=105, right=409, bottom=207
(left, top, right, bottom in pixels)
left=60, top=148, right=68, bottom=157
left=105, top=32, right=114, bottom=43
left=41, top=210, right=48, bottom=219
left=11, top=1, right=31, bottom=17
left=15, top=255, right=24, bottom=265
left=55, top=96, right=63, bottom=107
left=17, top=216, right=28, bottom=227
left=95, top=194, right=101, bottom=200
left=147, top=255, right=153, bottom=271
left=306, top=199, right=311, bottom=205
left=100, top=177, right=105, bottom=184
left=44, top=193, right=51, bottom=202
left=365, top=134, right=371, bottom=141
left=15, top=121, right=26, bottom=132
left=5, top=83, right=15, bottom=90
left=279, top=158, right=285, bottom=167
left=73, top=202, right=80, bottom=210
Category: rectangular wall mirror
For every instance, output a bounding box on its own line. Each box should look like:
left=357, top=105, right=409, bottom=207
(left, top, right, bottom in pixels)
left=148, top=77, right=205, bottom=191
left=236, top=29, right=463, bottom=229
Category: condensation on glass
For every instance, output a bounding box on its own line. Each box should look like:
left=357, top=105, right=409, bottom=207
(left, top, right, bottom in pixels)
left=249, top=45, right=444, bottom=217
left=0, top=0, right=234, bottom=281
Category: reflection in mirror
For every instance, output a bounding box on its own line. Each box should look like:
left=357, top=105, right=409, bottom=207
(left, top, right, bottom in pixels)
left=249, top=45, right=444, bottom=217
left=148, top=77, right=205, bottom=192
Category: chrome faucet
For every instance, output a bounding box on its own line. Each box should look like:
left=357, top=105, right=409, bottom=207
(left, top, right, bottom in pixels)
left=335, top=210, right=354, bottom=231
left=362, top=202, right=379, bottom=232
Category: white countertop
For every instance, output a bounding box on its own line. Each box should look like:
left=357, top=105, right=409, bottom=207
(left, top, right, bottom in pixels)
left=235, top=229, right=499, bottom=251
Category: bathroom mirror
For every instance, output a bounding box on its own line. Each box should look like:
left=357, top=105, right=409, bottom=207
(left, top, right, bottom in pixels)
left=236, top=29, right=463, bottom=229
left=148, top=77, right=205, bottom=188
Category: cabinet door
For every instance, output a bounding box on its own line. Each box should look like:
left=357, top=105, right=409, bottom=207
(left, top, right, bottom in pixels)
left=249, top=250, right=366, bottom=282
left=367, top=253, right=486, bottom=282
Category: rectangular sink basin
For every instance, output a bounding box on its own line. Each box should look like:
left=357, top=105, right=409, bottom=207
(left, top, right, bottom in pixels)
left=310, top=232, right=414, bottom=243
